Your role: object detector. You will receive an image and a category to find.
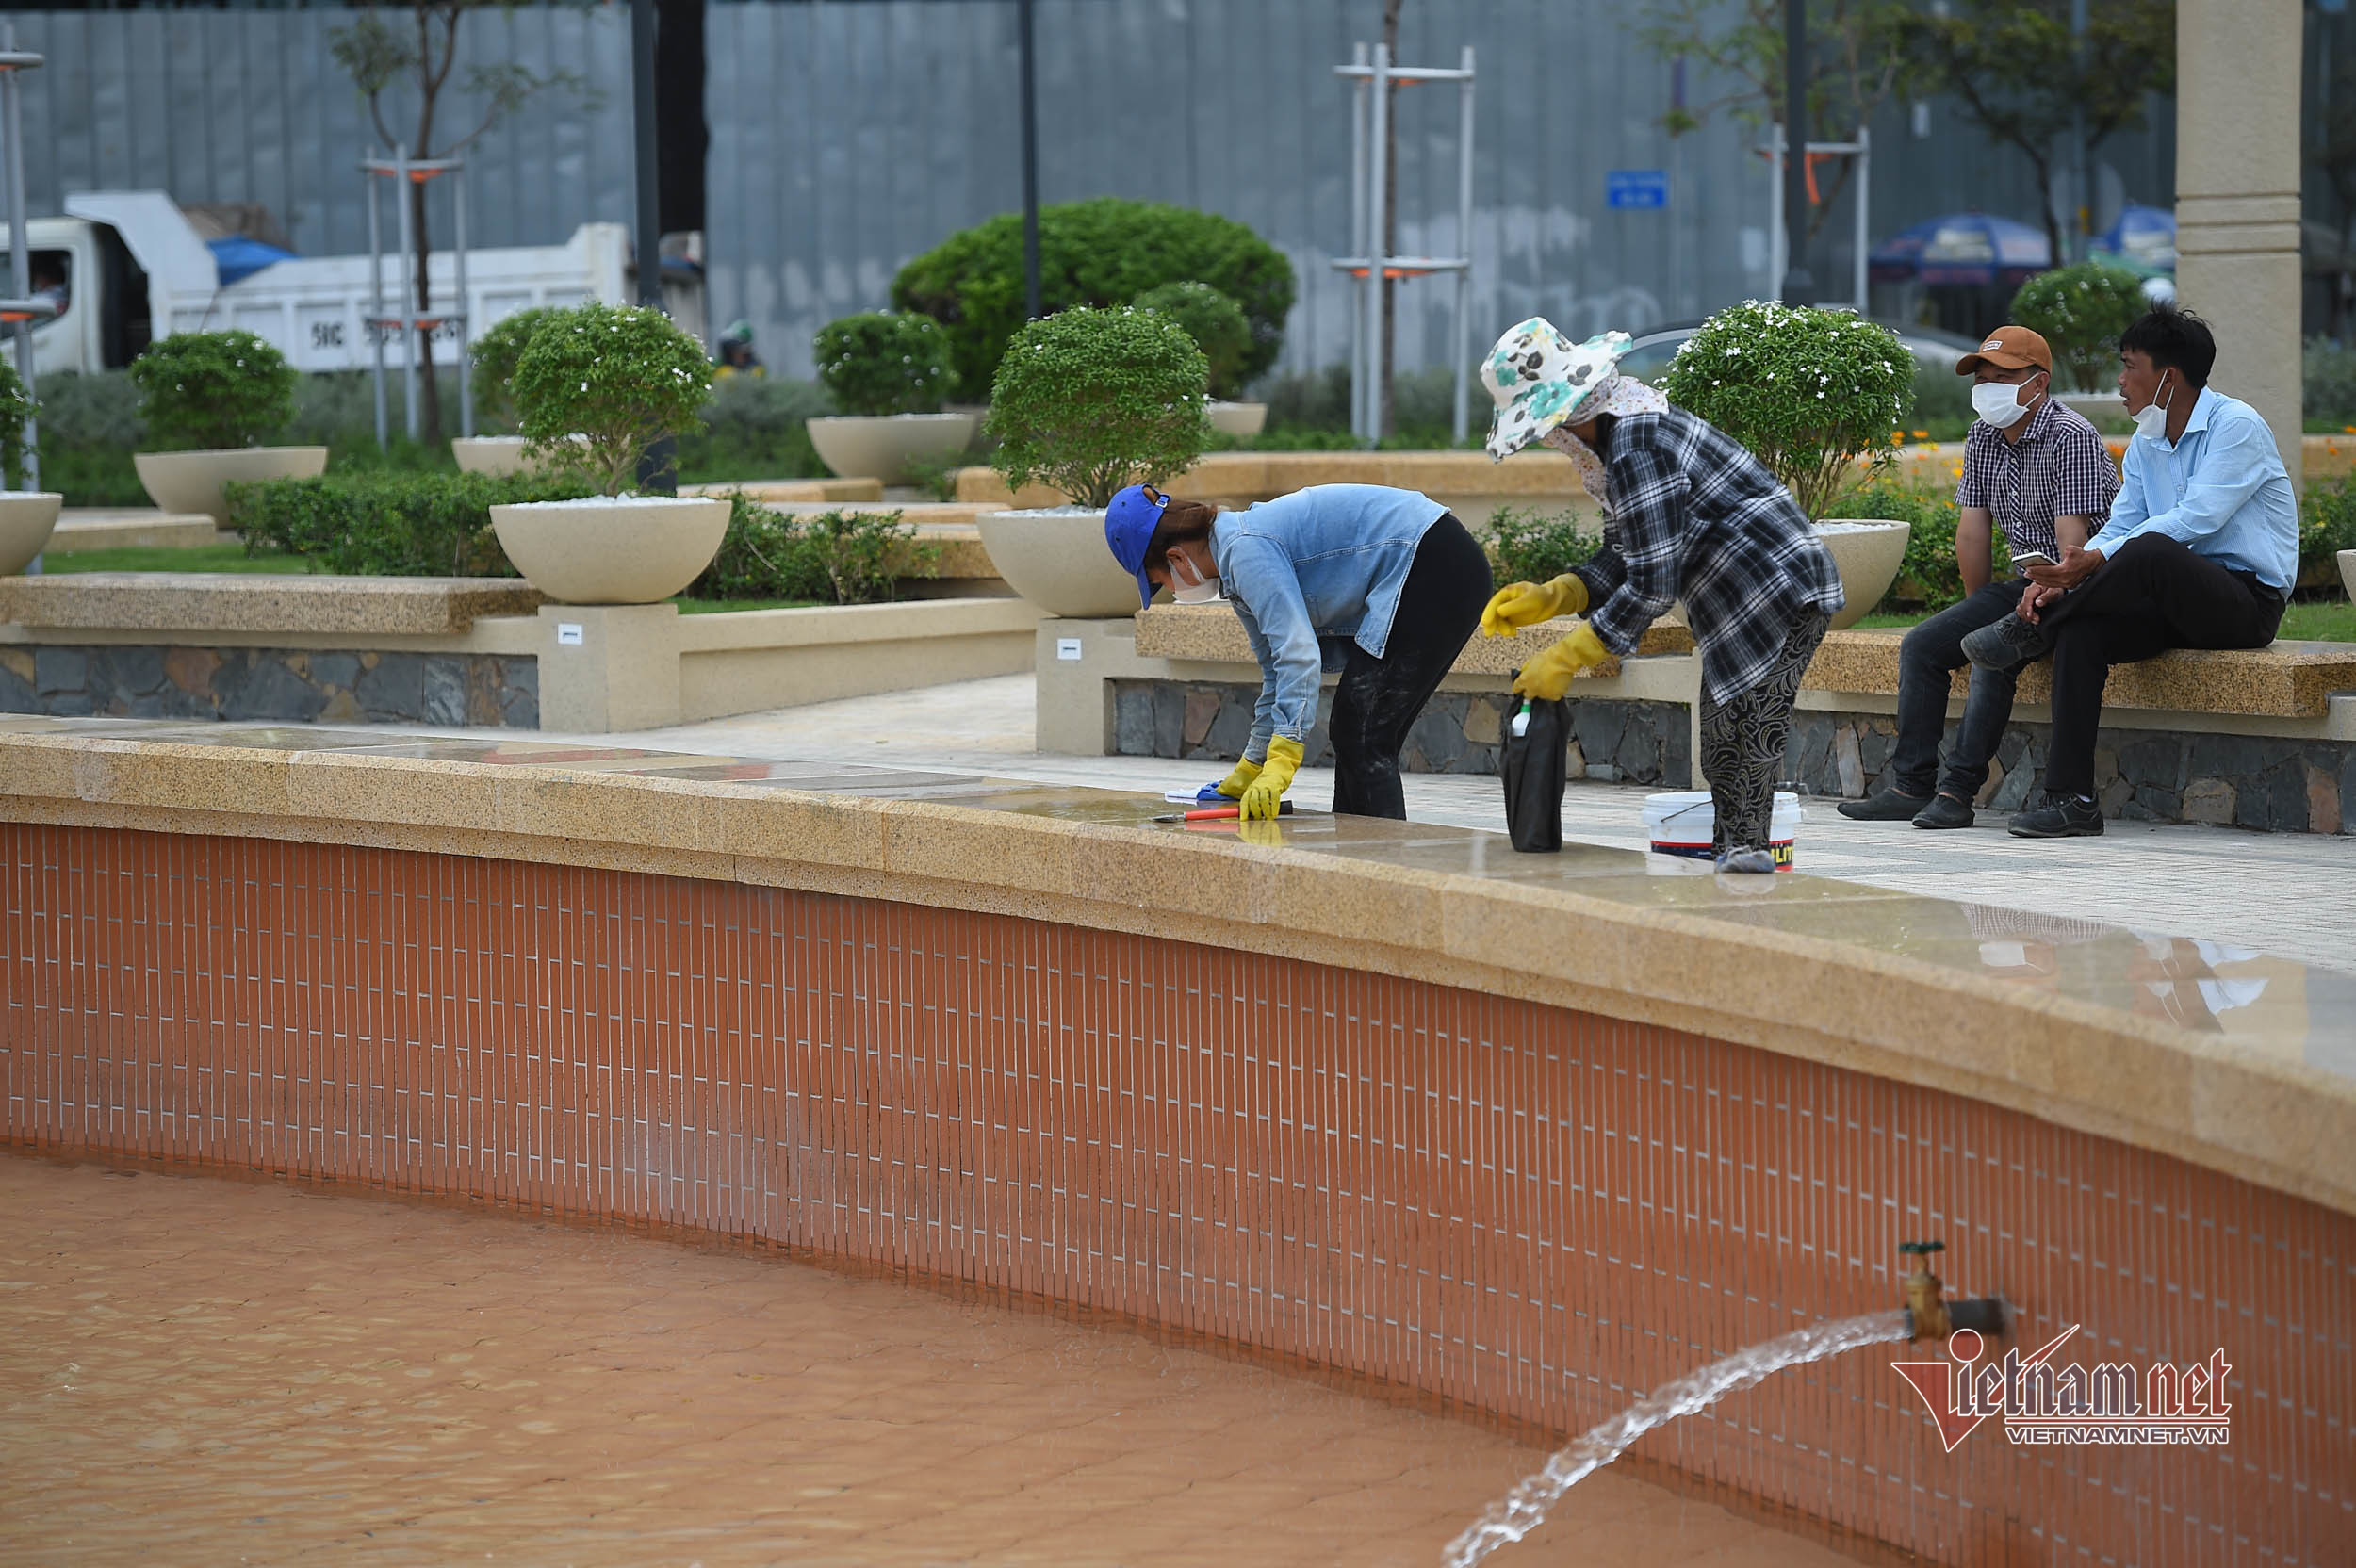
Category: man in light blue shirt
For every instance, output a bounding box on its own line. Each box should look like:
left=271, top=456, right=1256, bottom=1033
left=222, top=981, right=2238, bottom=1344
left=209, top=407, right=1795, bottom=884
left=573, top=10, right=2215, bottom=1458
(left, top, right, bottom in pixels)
left=1961, top=307, right=2297, bottom=838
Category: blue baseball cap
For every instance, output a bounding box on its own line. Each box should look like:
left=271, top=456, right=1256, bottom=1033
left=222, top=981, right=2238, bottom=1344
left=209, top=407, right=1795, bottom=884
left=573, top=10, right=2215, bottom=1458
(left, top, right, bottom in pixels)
left=1104, top=483, right=1170, bottom=610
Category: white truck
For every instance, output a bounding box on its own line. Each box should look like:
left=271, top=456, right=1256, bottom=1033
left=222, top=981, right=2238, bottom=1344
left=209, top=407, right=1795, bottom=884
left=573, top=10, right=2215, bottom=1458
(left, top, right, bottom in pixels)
left=7, top=190, right=647, bottom=380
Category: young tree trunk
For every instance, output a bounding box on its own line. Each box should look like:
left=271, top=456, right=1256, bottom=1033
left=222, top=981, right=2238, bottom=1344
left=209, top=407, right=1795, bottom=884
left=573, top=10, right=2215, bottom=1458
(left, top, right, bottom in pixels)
left=2023, top=148, right=2063, bottom=281
left=1378, top=0, right=1402, bottom=441
left=412, top=174, right=444, bottom=447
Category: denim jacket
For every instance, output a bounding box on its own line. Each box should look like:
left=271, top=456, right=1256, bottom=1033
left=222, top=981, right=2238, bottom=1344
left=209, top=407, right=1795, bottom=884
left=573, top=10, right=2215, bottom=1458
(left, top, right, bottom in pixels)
left=1209, top=484, right=1449, bottom=760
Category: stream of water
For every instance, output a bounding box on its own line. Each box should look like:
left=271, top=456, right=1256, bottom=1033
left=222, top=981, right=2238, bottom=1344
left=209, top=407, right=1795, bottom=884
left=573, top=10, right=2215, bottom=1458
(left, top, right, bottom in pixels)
left=1441, top=1309, right=1915, bottom=1566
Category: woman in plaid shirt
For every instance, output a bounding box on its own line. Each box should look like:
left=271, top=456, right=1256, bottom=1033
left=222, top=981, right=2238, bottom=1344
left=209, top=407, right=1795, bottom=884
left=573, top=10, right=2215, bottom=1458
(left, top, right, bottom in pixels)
left=1477, top=318, right=1844, bottom=874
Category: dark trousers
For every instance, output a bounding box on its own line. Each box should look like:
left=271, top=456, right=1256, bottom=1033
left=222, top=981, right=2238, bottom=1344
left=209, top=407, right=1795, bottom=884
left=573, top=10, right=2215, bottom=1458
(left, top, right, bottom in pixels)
left=1329, top=513, right=1492, bottom=819
left=2037, top=534, right=2285, bottom=796
left=1892, top=578, right=2028, bottom=800
left=1697, top=609, right=1830, bottom=852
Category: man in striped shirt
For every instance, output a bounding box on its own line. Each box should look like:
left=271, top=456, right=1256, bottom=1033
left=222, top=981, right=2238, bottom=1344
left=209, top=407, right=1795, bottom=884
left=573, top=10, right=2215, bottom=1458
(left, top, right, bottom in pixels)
left=1839, top=326, right=2118, bottom=829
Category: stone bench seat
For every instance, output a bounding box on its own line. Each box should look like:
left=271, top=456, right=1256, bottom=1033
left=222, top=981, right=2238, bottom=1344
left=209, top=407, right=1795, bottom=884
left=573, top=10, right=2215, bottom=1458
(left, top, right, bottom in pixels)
left=0, top=573, right=543, bottom=638
left=1801, top=628, right=2356, bottom=720
left=1133, top=601, right=1694, bottom=676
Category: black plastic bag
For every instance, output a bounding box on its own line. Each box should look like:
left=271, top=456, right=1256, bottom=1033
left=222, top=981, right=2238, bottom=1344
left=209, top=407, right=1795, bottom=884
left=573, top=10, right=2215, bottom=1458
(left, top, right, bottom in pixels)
left=1500, top=693, right=1567, bottom=853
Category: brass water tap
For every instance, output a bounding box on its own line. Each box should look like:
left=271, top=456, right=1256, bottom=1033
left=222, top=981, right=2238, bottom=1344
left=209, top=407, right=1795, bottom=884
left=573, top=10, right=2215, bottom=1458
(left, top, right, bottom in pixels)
left=1900, top=1240, right=1951, bottom=1341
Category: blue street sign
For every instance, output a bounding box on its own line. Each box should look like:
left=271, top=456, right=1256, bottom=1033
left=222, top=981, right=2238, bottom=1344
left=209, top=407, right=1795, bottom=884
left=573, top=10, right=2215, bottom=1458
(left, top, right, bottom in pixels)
left=1606, top=170, right=1670, bottom=210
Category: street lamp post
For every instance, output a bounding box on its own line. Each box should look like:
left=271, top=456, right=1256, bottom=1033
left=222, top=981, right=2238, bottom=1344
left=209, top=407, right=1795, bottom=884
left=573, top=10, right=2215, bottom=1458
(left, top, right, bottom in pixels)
left=1019, top=0, right=1041, bottom=320
left=1780, top=0, right=1815, bottom=305
left=631, top=0, right=674, bottom=493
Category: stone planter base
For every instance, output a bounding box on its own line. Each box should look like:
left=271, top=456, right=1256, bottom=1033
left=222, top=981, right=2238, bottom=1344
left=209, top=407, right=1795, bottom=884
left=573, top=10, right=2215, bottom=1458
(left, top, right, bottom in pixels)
left=0, top=645, right=537, bottom=727
left=133, top=447, right=329, bottom=525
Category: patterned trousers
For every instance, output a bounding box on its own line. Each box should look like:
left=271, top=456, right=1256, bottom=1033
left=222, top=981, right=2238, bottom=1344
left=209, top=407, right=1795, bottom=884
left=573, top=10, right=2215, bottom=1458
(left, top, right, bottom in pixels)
left=1697, top=610, right=1830, bottom=854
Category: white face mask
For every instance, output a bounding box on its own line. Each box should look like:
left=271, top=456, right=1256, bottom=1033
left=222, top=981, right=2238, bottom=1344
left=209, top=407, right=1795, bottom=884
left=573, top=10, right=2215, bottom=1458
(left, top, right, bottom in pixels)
left=1168, top=551, right=1221, bottom=604
left=2132, top=375, right=2176, bottom=440
left=1971, top=376, right=2037, bottom=430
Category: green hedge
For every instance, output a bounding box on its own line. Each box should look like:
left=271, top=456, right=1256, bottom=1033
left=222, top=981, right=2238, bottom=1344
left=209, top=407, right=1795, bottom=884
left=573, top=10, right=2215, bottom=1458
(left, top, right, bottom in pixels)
left=690, top=495, right=941, bottom=605
left=224, top=471, right=593, bottom=578
left=892, top=197, right=1294, bottom=400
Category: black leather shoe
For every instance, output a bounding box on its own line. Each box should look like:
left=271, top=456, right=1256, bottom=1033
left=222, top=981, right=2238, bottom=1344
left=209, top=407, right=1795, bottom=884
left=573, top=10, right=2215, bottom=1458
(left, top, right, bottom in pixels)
left=1960, top=613, right=2054, bottom=672
left=2007, top=792, right=2104, bottom=838
left=1837, top=787, right=1934, bottom=822
left=1911, top=792, right=1975, bottom=829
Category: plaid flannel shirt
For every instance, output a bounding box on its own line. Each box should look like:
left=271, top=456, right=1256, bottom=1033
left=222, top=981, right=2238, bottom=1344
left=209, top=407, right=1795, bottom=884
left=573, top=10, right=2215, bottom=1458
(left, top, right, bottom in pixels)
left=1955, top=397, right=2119, bottom=565
left=1569, top=407, right=1845, bottom=704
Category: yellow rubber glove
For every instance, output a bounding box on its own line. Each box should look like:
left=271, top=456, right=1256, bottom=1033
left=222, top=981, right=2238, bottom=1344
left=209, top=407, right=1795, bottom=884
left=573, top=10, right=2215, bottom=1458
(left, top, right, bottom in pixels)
left=1480, top=573, right=1589, bottom=637
left=1238, top=735, right=1304, bottom=821
left=1212, top=756, right=1262, bottom=799
left=1511, top=623, right=1612, bottom=701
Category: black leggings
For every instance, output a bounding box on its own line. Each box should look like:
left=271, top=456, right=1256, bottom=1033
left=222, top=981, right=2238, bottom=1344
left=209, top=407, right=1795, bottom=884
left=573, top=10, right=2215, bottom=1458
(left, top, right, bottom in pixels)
left=1329, top=512, right=1493, bottom=819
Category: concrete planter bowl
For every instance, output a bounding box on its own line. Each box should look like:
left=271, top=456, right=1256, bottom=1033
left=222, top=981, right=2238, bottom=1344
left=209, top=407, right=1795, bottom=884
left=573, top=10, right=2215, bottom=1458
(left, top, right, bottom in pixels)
left=0, top=491, right=64, bottom=575
left=1207, top=401, right=1268, bottom=438
left=975, top=506, right=1141, bottom=619
left=489, top=495, right=731, bottom=605
left=451, top=434, right=591, bottom=477
left=1812, top=519, right=1913, bottom=630
left=807, top=413, right=979, bottom=484
left=133, top=447, right=329, bottom=526
left=2340, top=548, right=2356, bottom=605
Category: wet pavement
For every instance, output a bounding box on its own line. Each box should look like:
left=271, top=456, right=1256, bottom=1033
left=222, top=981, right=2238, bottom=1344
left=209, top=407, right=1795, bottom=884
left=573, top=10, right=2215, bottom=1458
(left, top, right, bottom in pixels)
left=0, top=1153, right=1855, bottom=1568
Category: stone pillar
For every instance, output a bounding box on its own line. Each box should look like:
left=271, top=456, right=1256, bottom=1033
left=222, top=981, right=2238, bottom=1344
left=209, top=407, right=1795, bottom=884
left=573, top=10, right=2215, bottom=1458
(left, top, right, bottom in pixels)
left=2174, top=0, right=2304, bottom=482
left=535, top=603, right=682, bottom=733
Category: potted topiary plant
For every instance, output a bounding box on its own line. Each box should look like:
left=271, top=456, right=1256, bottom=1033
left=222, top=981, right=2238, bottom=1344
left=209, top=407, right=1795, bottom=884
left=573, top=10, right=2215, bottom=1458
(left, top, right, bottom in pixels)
left=485, top=301, right=728, bottom=604
left=453, top=304, right=563, bottom=475
left=1657, top=302, right=1916, bottom=629
left=804, top=310, right=971, bottom=483
left=0, top=358, right=60, bottom=575
left=127, top=330, right=324, bottom=524
left=2009, top=260, right=2148, bottom=420
left=976, top=304, right=1210, bottom=617
left=1132, top=281, right=1264, bottom=436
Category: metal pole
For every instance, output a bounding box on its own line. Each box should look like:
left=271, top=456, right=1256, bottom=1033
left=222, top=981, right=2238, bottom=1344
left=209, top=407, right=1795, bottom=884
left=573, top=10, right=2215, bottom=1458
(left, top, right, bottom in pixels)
left=1452, top=45, right=1474, bottom=446
left=1779, top=0, right=1814, bottom=305
left=1018, top=0, right=1041, bottom=321
left=1365, top=41, right=1388, bottom=447
left=3, top=25, right=38, bottom=505
left=2070, top=0, right=2089, bottom=263
left=1767, top=126, right=1784, bottom=302
left=630, top=0, right=674, bottom=493
left=395, top=143, right=417, bottom=441
left=453, top=162, right=472, bottom=439
left=1357, top=42, right=1376, bottom=442
left=368, top=157, right=387, bottom=452
left=1853, top=126, right=1870, bottom=310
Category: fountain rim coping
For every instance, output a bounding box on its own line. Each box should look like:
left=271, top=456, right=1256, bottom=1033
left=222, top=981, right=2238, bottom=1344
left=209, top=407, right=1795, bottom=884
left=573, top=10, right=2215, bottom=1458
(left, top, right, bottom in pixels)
left=2, top=721, right=2348, bottom=1219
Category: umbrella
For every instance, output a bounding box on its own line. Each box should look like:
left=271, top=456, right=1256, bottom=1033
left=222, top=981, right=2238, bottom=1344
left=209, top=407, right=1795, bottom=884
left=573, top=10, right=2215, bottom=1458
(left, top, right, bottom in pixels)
left=2094, top=204, right=2176, bottom=273
left=1868, top=212, right=2052, bottom=287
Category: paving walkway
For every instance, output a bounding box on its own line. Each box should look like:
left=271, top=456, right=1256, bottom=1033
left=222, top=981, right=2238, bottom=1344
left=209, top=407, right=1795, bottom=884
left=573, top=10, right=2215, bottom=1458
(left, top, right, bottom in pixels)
left=0, top=1154, right=1851, bottom=1568
left=529, top=675, right=2356, bottom=974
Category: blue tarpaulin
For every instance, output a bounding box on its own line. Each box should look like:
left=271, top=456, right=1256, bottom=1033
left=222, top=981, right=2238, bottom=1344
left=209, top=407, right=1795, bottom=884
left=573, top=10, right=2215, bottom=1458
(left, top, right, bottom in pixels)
left=206, top=235, right=298, bottom=287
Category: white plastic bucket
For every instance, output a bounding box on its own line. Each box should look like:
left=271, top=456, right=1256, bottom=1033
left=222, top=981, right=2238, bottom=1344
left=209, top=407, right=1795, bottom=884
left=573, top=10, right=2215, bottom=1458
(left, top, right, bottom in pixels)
left=1641, top=790, right=1805, bottom=871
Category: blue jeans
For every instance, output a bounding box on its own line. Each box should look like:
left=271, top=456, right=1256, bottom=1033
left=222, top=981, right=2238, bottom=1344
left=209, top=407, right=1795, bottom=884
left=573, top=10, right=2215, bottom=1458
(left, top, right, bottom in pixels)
left=1891, top=578, right=2028, bottom=801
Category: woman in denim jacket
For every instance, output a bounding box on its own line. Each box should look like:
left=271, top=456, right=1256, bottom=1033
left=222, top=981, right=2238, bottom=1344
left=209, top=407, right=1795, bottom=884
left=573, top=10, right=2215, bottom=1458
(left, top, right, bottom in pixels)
left=1104, top=482, right=1492, bottom=821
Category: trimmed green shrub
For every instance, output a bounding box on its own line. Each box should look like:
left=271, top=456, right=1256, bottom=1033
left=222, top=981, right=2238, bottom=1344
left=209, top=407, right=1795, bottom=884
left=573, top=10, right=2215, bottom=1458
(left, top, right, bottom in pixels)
left=2299, top=473, right=2356, bottom=582
left=1131, top=281, right=1254, bottom=400
left=469, top=306, right=562, bottom=429
left=811, top=311, right=957, bottom=416
left=1487, top=505, right=1602, bottom=584
left=893, top=198, right=1295, bottom=398
left=1840, top=483, right=2009, bottom=613
left=225, top=470, right=593, bottom=577
left=2008, top=262, right=2147, bottom=393
left=0, top=357, right=35, bottom=490
left=511, top=302, right=715, bottom=494
left=127, top=330, right=299, bottom=450
left=1658, top=302, right=1915, bottom=520
left=985, top=306, right=1210, bottom=508
left=689, top=495, right=941, bottom=605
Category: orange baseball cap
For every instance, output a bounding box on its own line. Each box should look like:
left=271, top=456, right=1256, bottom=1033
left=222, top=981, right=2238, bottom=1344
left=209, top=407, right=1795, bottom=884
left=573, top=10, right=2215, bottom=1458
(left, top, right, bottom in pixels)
left=1956, top=325, right=2053, bottom=375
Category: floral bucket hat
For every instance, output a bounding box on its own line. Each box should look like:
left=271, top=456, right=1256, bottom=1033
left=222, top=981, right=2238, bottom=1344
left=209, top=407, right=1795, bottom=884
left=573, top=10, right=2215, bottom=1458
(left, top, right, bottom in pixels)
left=1482, top=318, right=1632, bottom=461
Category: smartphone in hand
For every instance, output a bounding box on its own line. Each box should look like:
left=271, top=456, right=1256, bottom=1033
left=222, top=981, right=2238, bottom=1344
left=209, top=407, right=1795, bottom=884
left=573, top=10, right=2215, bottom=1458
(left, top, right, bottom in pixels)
left=2011, top=548, right=2057, bottom=570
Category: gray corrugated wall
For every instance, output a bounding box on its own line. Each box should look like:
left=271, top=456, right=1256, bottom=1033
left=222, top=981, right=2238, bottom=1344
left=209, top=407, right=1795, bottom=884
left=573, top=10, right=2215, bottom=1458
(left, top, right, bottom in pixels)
left=8, top=8, right=635, bottom=258
left=6, top=4, right=2172, bottom=384
left=707, top=0, right=2170, bottom=382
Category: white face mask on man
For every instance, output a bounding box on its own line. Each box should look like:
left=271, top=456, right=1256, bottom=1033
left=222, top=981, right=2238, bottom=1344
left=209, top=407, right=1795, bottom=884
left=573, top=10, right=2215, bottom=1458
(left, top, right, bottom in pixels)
left=1167, top=551, right=1222, bottom=604
left=2132, top=374, right=2177, bottom=441
left=1970, top=374, right=2041, bottom=430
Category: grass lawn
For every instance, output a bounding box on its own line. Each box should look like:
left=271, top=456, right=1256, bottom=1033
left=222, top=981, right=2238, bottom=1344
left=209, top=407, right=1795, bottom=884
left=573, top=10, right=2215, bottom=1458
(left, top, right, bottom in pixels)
left=41, top=545, right=316, bottom=575
left=1856, top=598, right=2356, bottom=641
left=672, top=596, right=825, bottom=613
